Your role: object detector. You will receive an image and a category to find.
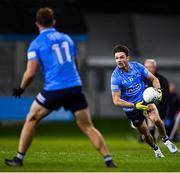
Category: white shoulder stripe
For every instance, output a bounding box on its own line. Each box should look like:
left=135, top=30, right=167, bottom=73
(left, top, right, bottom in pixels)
left=111, top=85, right=119, bottom=90
left=27, top=51, right=37, bottom=60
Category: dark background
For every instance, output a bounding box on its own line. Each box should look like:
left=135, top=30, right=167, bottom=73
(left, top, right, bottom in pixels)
left=1, top=0, right=180, bottom=34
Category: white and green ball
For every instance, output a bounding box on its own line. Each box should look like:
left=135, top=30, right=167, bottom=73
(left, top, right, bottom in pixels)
left=143, top=87, right=160, bottom=104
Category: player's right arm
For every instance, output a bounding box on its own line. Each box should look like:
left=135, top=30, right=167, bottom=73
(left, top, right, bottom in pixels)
left=112, top=91, right=148, bottom=110
left=12, top=59, right=39, bottom=99
left=21, top=40, right=40, bottom=90
left=20, top=60, right=39, bottom=90
left=111, top=74, right=135, bottom=109
left=112, top=91, right=134, bottom=108
left=12, top=40, right=39, bottom=98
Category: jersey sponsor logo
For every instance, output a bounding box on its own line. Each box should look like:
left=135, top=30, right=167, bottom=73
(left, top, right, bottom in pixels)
left=37, top=93, right=46, bottom=103
left=27, top=51, right=37, bottom=59
left=126, top=83, right=141, bottom=95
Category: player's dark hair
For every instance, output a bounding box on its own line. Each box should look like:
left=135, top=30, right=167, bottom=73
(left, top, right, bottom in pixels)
left=36, top=7, right=55, bottom=27
left=112, top=44, right=129, bottom=57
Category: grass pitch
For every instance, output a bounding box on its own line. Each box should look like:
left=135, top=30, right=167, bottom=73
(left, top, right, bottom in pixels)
left=0, top=118, right=180, bottom=172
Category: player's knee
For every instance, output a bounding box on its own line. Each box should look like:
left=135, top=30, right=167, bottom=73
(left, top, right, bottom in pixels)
left=76, top=116, right=93, bottom=129
left=78, top=122, right=93, bottom=134
left=139, top=127, right=149, bottom=136
left=26, top=112, right=41, bottom=122
left=84, top=125, right=92, bottom=133
left=146, top=132, right=151, bottom=137
left=154, top=118, right=163, bottom=126
left=144, top=132, right=152, bottom=138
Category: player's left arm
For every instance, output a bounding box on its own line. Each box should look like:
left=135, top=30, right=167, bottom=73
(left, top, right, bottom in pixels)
left=146, top=72, right=162, bottom=100
left=137, top=62, right=160, bottom=90
left=146, top=72, right=161, bottom=90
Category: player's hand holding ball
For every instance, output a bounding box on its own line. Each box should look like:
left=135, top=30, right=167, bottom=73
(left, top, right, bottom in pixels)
left=143, top=87, right=161, bottom=105
left=135, top=101, right=149, bottom=111
left=157, top=88, right=162, bottom=103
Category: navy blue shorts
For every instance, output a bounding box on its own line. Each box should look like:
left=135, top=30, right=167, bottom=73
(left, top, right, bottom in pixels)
left=36, top=86, right=88, bottom=112
left=125, top=110, right=145, bottom=126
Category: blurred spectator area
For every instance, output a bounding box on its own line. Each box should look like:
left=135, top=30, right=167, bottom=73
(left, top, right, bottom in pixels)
left=0, top=0, right=180, bottom=117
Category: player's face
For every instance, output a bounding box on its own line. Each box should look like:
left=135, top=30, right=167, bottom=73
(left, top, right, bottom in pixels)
left=114, top=52, right=129, bottom=69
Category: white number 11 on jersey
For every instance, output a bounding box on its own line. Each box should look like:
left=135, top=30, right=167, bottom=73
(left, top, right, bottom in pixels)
left=52, top=41, right=71, bottom=64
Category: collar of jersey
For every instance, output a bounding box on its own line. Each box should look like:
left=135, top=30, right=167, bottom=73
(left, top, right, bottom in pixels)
left=40, top=27, right=56, bottom=34
left=118, top=62, right=132, bottom=73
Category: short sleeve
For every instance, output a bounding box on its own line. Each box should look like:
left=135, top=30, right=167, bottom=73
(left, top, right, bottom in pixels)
left=111, top=75, right=121, bottom=92
left=136, top=62, right=149, bottom=78
left=27, top=41, right=39, bottom=61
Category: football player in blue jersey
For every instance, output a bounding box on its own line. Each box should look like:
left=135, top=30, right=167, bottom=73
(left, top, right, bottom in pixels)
left=111, top=44, right=177, bottom=158
left=5, top=7, right=116, bottom=168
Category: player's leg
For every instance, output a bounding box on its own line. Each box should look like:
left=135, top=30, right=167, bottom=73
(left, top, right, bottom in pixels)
left=147, top=104, right=167, bottom=137
left=130, top=121, right=145, bottom=142
left=147, top=117, right=156, bottom=142
left=136, top=120, right=154, bottom=147
left=126, top=110, right=164, bottom=157
left=18, top=101, right=50, bottom=153
left=136, top=120, right=164, bottom=158
left=147, top=104, right=177, bottom=153
left=5, top=100, right=50, bottom=166
left=64, top=86, right=116, bottom=167
left=74, top=108, right=117, bottom=167
left=75, top=108, right=108, bottom=156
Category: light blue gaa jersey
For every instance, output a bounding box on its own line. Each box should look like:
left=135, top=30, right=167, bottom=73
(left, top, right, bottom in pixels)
left=27, top=28, right=82, bottom=90
left=111, top=61, right=149, bottom=112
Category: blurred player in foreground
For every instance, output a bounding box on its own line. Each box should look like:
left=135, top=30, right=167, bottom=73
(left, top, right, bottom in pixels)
left=144, top=59, right=170, bottom=142
left=167, top=83, right=180, bottom=141
left=110, top=44, right=177, bottom=158
left=5, top=7, right=116, bottom=168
